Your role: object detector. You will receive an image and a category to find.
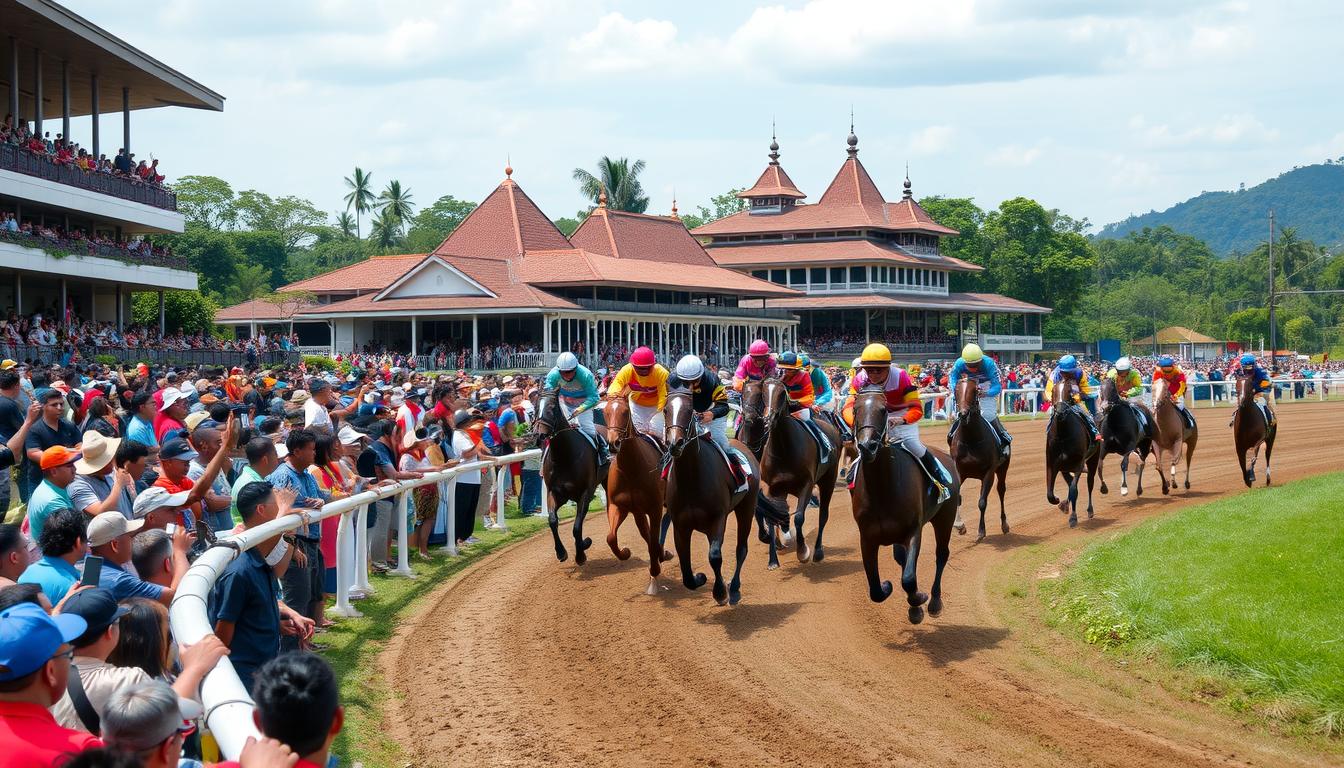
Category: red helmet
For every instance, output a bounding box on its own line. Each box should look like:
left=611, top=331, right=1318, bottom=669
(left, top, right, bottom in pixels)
left=630, top=346, right=656, bottom=367
left=748, top=339, right=770, bottom=356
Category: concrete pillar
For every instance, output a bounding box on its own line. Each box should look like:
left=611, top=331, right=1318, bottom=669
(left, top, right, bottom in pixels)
left=471, top=315, right=478, bottom=369
left=32, top=48, right=43, bottom=137
left=7, top=38, right=17, bottom=127
left=61, top=61, right=69, bottom=142
left=157, top=290, right=165, bottom=335
left=90, top=74, right=99, bottom=159
left=116, top=284, right=123, bottom=331
left=58, top=279, right=66, bottom=327
left=88, top=284, right=95, bottom=323
left=122, top=86, right=130, bottom=157
left=13, top=273, right=21, bottom=316
left=864, top=311, right=870, bottom=345
left=410, top=315, right=418, bottom=358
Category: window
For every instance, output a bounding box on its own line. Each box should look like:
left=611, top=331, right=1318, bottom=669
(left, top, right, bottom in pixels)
left=810, top=267, right=827, bottom=285
left=770, top=269, right=786, bottom=284
left=849, top=266, right=865, bottom=284
left=789, top=268, right=806, bottom=285
left=752, top=270, right=767, bottom=281
left=830, top=267, right=845, bottom=285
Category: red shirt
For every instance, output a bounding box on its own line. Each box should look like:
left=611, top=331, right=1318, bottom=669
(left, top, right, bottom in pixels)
left=0, top=701, right=102, bottom=767
left=153, top=411, right=185, bottom=443
left=154, top=474, right=197, bottom=527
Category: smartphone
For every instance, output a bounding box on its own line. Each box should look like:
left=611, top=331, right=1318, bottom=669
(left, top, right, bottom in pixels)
left=81, top=556, right=103, bottom=587
left=166, top=523, right=178, bottom=535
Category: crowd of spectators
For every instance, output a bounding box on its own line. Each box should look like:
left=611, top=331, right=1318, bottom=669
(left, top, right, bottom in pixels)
left=2, top=114, right=167, bottom=188
left=1, top=212, right=177, bottom=265
left=800, top=329, right=956, bottom=352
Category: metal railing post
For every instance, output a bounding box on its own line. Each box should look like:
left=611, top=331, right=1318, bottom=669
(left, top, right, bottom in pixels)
left=329, top=508, right=360, bottom=618
left=440, top=476, right=458, bottom=556
left=391, top=489, right=415, bottom=578
left=494, top=460, right=510, bottom=532
left=353, top=502, right=372, bottom=596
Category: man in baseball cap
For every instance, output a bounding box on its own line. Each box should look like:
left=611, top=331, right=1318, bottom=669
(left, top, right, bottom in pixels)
left=27, top=445, right=82, bottom=543
left=86, top=510, right=187, bottom=606
left=100, top=680, right=205, bottom=766
left=0, top=602, right=100, bottom=761
left=155, top=387, right=190, bottom=443
left=132, top=487, right=192, bottom=529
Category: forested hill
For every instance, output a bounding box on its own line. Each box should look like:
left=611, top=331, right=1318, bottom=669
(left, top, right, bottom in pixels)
left=1097, top=162, right=1344, bottom=254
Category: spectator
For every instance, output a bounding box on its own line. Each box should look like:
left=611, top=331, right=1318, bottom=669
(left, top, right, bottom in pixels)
left=186, top=424, right=235, bottom=533
left=106, top=599, right=170, bottom=680
left=0, top=524, right=25, bottom=587
left=215, top=653, right=344, bottom=768
left=451, top=410, right=486, bottom=547
left=311, top=431, right=360, bottom=620
left=18, top=508, right=87, bottom=605
left=112, top=440, right=151, bottom=505
left=267, top=430, right=327, bottom=650
left=355, top=420, right=421, bottom=571
left=123, top=392, right=159, bottom=452
left=85, top=511, right=188, bottom=605
left=67, top=432, right=136, bottom=519
left=0, top=582, right=52, bottom=613
left=152, top=416, right=236, bottom=533
left=79, top=396, right=120, bottom=439
left=97, top=680, right=200, bottom=768
left=23, top=388, right=81, bottom=506
left=0, top=602, right=100, bottom=766
left=230, top=437, right=282, bottom=524
left=27, top=446, right=82, bottom=543
left=303, top=380, right=334, bottom=433
left=153, top=388, right=189, bottom=444
left=1, top=373, right=39, bottom=508
left=400, top=426, right=454, bottom=558
left=130, top=529, right=174, bottom=588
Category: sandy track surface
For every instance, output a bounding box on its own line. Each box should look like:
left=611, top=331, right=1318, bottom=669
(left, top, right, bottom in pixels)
left=386, top=403, right=1341, bottom=767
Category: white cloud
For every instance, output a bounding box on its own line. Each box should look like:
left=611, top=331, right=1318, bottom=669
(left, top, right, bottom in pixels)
left=1109, top=154, right=1161, bottom=189
left=986, top=143, right=1046, bottom=167
left=564, top=13, right=684, bottom=75
left=1129, top=113, right=1279, bottom=148
left=908, top=125, right=955, bottom=156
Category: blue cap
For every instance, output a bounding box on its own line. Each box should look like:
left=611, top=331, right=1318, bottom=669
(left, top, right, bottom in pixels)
left=1240, top=354, right=1256, bottom=365
left=1158, top=355, right=1174, bottom=367
left=0, top=603, right=87, bottom=681
left=1058, top=355, right=1078, bottom=371
left=159, top=437, right=199, bottom=462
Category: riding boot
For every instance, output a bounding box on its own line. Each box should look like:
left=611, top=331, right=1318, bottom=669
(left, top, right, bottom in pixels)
left=595, top=432, right=612, bottom=466
left=990, top=417, right=1013, bottom=457
left=947, top=415, right=961, bottom=442
left=728, top=448, right=750, bottom=492
left=1076, top=405, right=1101, bottom=442
left=919, top=451, right=953, bottom=504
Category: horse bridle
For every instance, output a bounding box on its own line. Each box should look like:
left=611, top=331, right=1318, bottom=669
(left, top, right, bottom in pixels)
left=534, top=391, right=577, bottom=444
left=664, top=391, right=704, bottom=458
left=603, top=396, right=639, bottom=451
left=852, top=389, right=890, bottom=459
left=737, top=382, right=769, bottom=454
left=955, top=379, right=980, bottom=420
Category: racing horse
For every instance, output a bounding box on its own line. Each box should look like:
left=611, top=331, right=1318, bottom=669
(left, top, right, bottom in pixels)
left=602, top=395, right=673, bottom=593
left=663, top=390, right=761, bottom=606
left=1151, top=377, right=1198, bottom=495
left=534, top=388, right=606, bottom=564
left=947, top=376, right=1010, bottom=541
left=849, top=387, right=959, bottom=624
left=757, top=377, right=842, bottom=566
left=735, top=379, right=794, bottom=557
left=1044, top=378, right=1099, bottom=527
left=1233, top=377, right=1276, bottom=487
left=1096, top=377, right=1152, bottom=498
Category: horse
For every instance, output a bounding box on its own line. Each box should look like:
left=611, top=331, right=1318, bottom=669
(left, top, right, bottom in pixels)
left=1096, top=377, right=1152, bottom=498
left=735, top=379, right=793, bottom=552
left=1233, top=377, right=1276, bottom=487
left=602, top=396, right=673, bottom=593
left=533, top=388, right=606, bottom=564
left=664, top=390, right=761, bottom=606
left=756, top=378, right=842, bottom=567
left=947, top=376, right=1010, bottom=541
left=849, top=388, right=959, bottom=624
left=1044, top=378, right=1099, bottom=528
left=1150, top=378, right=1198, bottom=495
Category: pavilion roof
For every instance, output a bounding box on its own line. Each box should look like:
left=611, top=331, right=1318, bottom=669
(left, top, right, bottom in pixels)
left=431, top=172, right=572, bottom=261
left=569, top=207, right=718, bottom=266
left=1131, top=326, right=1224, bottom=345
left=279, top=254, right=425, bottom=293
left=705, top=239, right=981, bottom=272
left=766, top=291, right=1051, bottom=314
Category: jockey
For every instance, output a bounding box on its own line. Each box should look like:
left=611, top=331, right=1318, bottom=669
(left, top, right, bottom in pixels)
left=1048, top=355, right=1101, bottom=442
left=842, top=343, right=952, bottom=503
left=1230, top=353, right=1277, bottom=427
left=609, top=346, right=668, bottom=436
left=798, top=353, right=834, bottom=410
left=778, top=352, right=832, bottom=464
left=732, top=339, right=777, bottom=391
left=672, top=354, right=748, bottom=490
left=1104, top=356, right=1150, bottom=431
left=947, top=343, right=1011, bottom=458
left=1152, top=355, right=1195, bottom=429
left=543, top=351, right=609, bottom=464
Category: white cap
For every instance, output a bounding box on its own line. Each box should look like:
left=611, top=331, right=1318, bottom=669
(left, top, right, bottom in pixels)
left=159, top=388, right=188, bottom=411
left=132, top=487, right=191, bottom=520
left=337, top=425, right=364, bottom=445
left=88, top=511, right=146, bottom=546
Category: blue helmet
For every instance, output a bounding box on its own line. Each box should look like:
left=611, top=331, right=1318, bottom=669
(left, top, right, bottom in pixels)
left=1240, top=353, right=1256, bottom=366
left=1057, top=355, right=1078, bottom=372
left=1158, top=355, right=1174, bottom=368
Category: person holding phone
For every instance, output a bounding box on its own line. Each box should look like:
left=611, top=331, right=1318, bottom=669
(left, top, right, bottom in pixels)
left=17, top=508, right=88, bottom=604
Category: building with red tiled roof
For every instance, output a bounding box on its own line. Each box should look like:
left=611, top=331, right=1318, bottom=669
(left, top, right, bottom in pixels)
left=693, top=129, right=1050, bottom=361
left=216, top=168, right=801, bottom=370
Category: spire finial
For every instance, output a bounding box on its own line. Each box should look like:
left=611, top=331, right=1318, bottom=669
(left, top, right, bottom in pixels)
left=903, top=163, right=913, bottom=199
left=768, top=120, right=780, bottom=164
left=598, top=183, right=608, bottom=209
left=846, top=108, right=858, bottom=157
left=505, top=154, right=512, bottom=178
left=671, top=189, right=679, bottom=218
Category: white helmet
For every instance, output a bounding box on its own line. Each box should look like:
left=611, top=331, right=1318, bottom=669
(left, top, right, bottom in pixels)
left=1115, top=356, right=1132, bottom=372
left=555, top=352, right=579, bottom=372
left=675, top=354, right=704, bottom=381
left=851, top=357, right=863, bottom=369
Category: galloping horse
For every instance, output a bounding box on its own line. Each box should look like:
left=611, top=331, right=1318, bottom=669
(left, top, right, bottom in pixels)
left=664, top=391, right=761, bottom=606
left=735, top=379, right=792, bottom=551
left=601, top=396, right=673, bottom=592
left=1044, top=379, right=1099, bottom=527
left=534, top=388, right=606, bottom=564
left=1096, top=377, right=1152, bottom=498
left=1233, top=377, right=1276, bottom=487
left=947, top=376, right=1010, bottom=541
left=1150, top=378, right=1197, bottom=495
left=850, top=388, right=959, bottom=624
left=757, top=378, right=842, bottom=566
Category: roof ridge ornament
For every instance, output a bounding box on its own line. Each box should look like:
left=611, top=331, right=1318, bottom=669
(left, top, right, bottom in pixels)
left=846, top=108, right=858, bottom=158
left=505, top=154, right=513, bottom=179
left=598, top=183, right=608, bottom=209
left=903, top=163, right=912, bottom=200
left=769, top=120, right=780, bottom=165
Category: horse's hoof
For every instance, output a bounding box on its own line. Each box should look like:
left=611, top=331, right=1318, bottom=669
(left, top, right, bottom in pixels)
left=954, top=522, right=967, bottom=535
left=976, top=532, right=986, bottom=543
left=908, top=606, right=926, bottom=624
left=1087, top=508, right=1095, bottom=519
left=1162, top=485, right=1170, bottom=496
left=1001, top=522, right=1010, bottom=535
left=796, top=542, right=812, bottom=563
left=575, top=551, right=587, bottom=566
left=661, top=550, right=675, bottom=562
left=715, top=593, right=728, bottom=606
left=645, top=577, right=659, bottom=596
left=767, top=561, right=780, bottom=571
left=581, top=537, right=593, bottom=551
left=1120, top=486, right=1128, bottom=497
left=813, top=545, right=824, bottom=562
left=928, top=597, right=944, bottom=618
left=556, top=549, right=568, bottom=563
left=871, top=580, right=893, bottom=603
left=693, top=573, right=707, bottom=588
left=616, top=547, right=632, bottom=561
left=729, top=588, right=742, bottom=606
left=1099, top=484, right=1109, bottom=495
left=911, top=591, right=929, bottom=607
left=1057, top=499, right=1070, bottom=513
left=780, top=531, right=794, bottom=548
left=1068, top=515, right=1078, bottom=529
left=1184, top=481, right=1190, bottom=490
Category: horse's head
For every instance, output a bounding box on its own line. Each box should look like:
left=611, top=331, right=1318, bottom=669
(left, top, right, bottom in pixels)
left=954, top=376, right=980, bottom=419
left=1235, top=376, right=1254, bottom=406
left=533, top=389, right=564, bottom=444
left=1152, top=377, right=1169, bottom=404
left=1099, top=377, right=1119, bottom=408
left=602, top=395, right=634, bottom=451
left=852, top=387, right=888, bottom=463
left=664, top=390, right=696, bottom=458
left=761, top=377, right=790, bottom=425
left=737, top=379, right=767, bottom=453
left=1051, top=375, right=1079, bottom=413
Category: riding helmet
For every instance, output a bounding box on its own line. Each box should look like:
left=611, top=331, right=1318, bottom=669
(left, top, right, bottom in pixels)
left=860, top=343, right=892, bottom=367
left=556, top=352, right=579, bottom=372
left=630, top=347, right=657, bottom=367
left=777, top=351, right=802, bottom=369
left=1158, top=355, right=1175, bottom=368
left=961, top=343, right=984, bottom=363
left=675, top=354, right=704, bottom=381
left=748, top=339, right=771, bottom=356
left=1115, top=356, right=1132, bottom=371
left=1058, top=354, right=1078, bottom=371
left=1240, top=353, right=1256, bottom=366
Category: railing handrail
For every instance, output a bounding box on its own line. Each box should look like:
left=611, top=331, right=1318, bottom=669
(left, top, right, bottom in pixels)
left=0, top=342, right=299, bottom=368
left=0, top=141, right=178, bottom=211
left=574, top=297, right=795, bottom=320
left=0, top=228, right=190, bottom=271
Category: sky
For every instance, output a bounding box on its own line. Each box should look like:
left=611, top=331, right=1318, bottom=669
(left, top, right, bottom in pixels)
left=62, top=0, right=1344, bottom=232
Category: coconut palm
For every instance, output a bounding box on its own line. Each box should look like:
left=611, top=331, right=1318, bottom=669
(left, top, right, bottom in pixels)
left=572, top=156, right=650, bottom=213
left=335, top=211, right=357, bottom=239
left=377, top=180, right=415, bottom=234
left=343, top=167, right=375, bottom=239
left=370, top=207, right=403, bottom=251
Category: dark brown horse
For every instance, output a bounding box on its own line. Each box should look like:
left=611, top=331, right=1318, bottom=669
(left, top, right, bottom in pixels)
left=1097, top=377, right=1152, bottom=498
left=850, top=388, right=959, bottom=624
left=1044, top=378, right=1099, bottom=528
left=602, top=396, right=673, bottom=594
left=1151, top=378, right=1197, bottom=495
left=735, top=379, right=792, bottom=551
left=664, top=391, right=760, bottom=606
left=1233, top=377, right=1276, bottom=487
left=757, top=378, right=842, bottom=567
left=947, top=377, right=1010, bottom=541
left=534, top=388, right=605, bottom=564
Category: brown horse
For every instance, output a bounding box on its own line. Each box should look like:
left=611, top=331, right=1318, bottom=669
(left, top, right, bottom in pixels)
left=1044, top=378, right=1099, bottom=528
left=1233, top=377, right=1276, bottom=487
left=735, top=379, right=793, bottom=551
left=664, top=391, right=761, bottom=606
left=1096, top=377, right=1152, bottom=498
left=1150, top=378, right=1197, bottom=495
left=758, top=378, right=842, bottom=567
left=850, top=388, right=959, bottom=624
left=534, top=388, right=605, bottom=564
left=602, top=396, right=673, bottom=594
left=948, top=377, right=1010, bottom=541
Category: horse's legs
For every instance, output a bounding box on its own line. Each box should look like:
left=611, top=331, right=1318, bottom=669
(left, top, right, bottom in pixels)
left=1085, top=454, right=1097, bottom=519
left=754, top=506, right=770, bottom=544
left=1046, top=460, right=1062, bottom=507
left=674, top=518, right=705, bottom=591
left=976, top=471, right=992, bottom=541
left=793, top=485, right=814, bottom=563
left=995, top=460, right=1010, bottom=534
left=861, top=535, right=892, bottom=603
left=573, top=490, right=595, bottom=566
left=1135, top=448, right=1146, bottom=496
left=728, top=499, right=752, bottom=606
left=659, top=508, right=674, bottom=551
left=633, top=509, right=663, bottom=595
left=709, top=517, right=729, bottom=606
left=548, top=491, right=568, bottom=562
left=901, top=531, right=929, bottom=624
left=928, top=515, right=954, bottom=618
left=1066, top=471, right=1079, bottom=528
left=1097, top=445, right=1109, bottom=495
left=1183, top=433, right=1196, bottom=490
left=813, top=476, right=835, bottom=562
left=606, top=504, right=631, bottom=561
left=1264, top=427, right=1276, bottom=486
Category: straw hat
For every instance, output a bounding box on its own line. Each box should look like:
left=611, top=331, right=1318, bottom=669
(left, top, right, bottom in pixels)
left=74, top=431, right=121, bottom=474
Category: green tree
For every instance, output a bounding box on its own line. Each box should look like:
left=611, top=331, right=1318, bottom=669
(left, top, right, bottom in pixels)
left=1225, top=308, right=1270, bottom=345
left=227, top=262, right=272, bottom=306
left=687, top=188, right=746, bottom=228
left=1284, top=315, right=1318, bottom=351
left=335, top=211, right=357, bottom=239
left=174, top=175, right=237, bottom=230
left=228, top=231, right=288, bottom=291
left=919, top=196, right=987, bottom=291
left=553, top=217, right=581, bottom=237
left=405, top=195, right=475, bottom=252
left=131, top=290, right=220, bottom=334
left=287, top=237, right=372, bottom=283
left=573, top=156, right=649, bottom=213
left=370, top=208, right=403, bottom=251
left=168, top=229, right=244, bottom=301
left=981, top=197, right=1096, bottom=315
left=232, top=191, right=327, bottom=250
left=343, top=167, right=375, bottom=239
left=377, top=180, right=415, bottom=234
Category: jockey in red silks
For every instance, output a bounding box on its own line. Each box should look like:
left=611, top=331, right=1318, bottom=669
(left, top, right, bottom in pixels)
left=732, top=339, right=777, bottom=391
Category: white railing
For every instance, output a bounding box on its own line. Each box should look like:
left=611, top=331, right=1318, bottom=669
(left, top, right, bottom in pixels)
left=167, top=449, right=544, bottom=761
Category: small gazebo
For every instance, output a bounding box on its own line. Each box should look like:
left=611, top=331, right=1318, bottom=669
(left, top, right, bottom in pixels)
left=1130, top=326, right=1226, bottom=360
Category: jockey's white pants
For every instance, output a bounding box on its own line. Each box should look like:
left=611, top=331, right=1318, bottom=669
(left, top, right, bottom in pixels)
left=706, top=415, right=730, bottom=451
left=630, top=402, right=665, bottom=436
left=978, top=394, right=999, bottom=421
left=561, top=402, right=596, bottom=438
left=887, top=418, right=928, bottom=458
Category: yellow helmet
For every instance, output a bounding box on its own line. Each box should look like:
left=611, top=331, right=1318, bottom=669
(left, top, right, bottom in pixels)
left=859, top=343, right=892, bottom=366
left=962, top=343, right=984, bottom=363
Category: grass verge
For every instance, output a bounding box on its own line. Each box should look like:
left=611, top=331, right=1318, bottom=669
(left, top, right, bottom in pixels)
left=1042, top=471, right=1344, bottom=737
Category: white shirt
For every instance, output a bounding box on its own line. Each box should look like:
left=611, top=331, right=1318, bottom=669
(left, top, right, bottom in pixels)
left=452, top=432, right=481, bottom=484
left=52, top=657, right=153, bottom=733
left=303, top=397, right=332, bottom=431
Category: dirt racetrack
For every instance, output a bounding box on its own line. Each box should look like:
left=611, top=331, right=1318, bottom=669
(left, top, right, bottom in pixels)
left=386, top=402, right=1342, bottom=767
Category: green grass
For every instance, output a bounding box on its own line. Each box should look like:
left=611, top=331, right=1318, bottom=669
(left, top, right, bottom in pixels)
left=1044, top=472, right=1344, bottom=736
left=321, top=495, right=590, bottom=767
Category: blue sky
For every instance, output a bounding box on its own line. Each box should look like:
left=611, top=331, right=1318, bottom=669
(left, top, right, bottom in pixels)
left=65, top=0, right=1344, bottom=231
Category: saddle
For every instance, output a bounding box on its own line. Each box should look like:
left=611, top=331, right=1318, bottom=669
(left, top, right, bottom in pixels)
left=797, top=414, right=834, bottom=465
left=706, top=432, right=753, bottom=493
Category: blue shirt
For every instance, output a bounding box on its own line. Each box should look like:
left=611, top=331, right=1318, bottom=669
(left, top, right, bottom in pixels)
left=268, top=461, right=327, bottom=539
left=808, top=367, right=833, bottom=406
left=497, top=408, right=518, bottom=436
left=125, top=415, right=158, bottom=448
left=948, top=357, right=1003, bottom=397
left=26, top=480, right=74, bottom=543
left=96, top=559, right=166, bottom=602
left=543, top=365, right=599, bottom=409
left=18, top=555, right=81, bottom=604
left=207, top=548, right=279, bottom=694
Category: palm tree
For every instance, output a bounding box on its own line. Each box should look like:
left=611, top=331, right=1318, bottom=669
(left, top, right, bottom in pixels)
left=343, top=167, right=375, bottom=239
left=370, top=207, right=402, bottom=251
left=377, top=180, right=415, bottom=234
left=572, top=156, right=650, bottom=213
left=335, top=211, right=357, bottom=239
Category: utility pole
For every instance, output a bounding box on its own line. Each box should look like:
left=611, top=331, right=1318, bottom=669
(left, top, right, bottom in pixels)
left=1268, top=210, right=1277, bottom=372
